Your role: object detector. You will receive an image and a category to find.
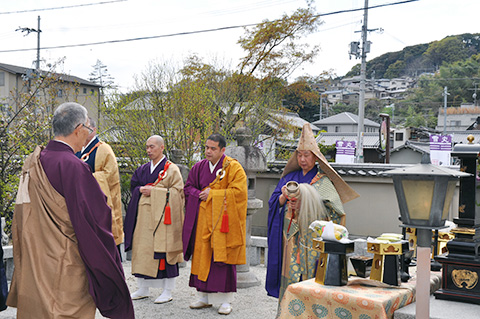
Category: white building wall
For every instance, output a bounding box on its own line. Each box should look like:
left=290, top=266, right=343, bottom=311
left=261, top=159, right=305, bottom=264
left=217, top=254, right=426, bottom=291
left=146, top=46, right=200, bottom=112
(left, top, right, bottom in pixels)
left=437, top=113, right=480, bottom=131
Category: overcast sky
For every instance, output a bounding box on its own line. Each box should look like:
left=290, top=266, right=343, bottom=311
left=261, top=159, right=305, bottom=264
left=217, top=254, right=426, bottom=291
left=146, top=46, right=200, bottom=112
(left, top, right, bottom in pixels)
left=0, top=0, right=478, bottom=92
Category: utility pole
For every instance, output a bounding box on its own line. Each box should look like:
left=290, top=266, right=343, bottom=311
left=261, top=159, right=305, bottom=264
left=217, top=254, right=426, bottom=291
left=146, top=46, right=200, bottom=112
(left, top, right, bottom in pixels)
left=442, top=86, right=449, bottom=135
left=16, top=16, right=42, bottom=70
left=319, top=94, right=323, bottom=120
left=468, top=82, right=478, bottom=106
left=36, top=16, right=41, bottom=70
left=355, top=0, right=369, bottom=163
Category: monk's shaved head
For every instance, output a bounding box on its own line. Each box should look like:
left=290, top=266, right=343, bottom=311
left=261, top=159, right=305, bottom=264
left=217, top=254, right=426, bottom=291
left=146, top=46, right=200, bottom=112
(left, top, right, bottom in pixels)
left=147, top=135, right=164, bottom=147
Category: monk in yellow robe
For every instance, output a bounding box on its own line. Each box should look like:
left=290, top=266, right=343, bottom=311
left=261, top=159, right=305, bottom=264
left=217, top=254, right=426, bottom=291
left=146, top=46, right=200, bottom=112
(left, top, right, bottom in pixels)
left=183, top=133, right=248, bottom=315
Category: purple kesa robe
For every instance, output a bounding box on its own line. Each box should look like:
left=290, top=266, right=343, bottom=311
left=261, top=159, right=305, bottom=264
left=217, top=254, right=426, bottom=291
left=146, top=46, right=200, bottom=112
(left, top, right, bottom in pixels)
left=124, top=157, right=179, bottom=279
left=265, top=166, right=318, bottom=298
left=183, top=154, right=237, bottom=293
left=19, top=140, right=134, bottom=318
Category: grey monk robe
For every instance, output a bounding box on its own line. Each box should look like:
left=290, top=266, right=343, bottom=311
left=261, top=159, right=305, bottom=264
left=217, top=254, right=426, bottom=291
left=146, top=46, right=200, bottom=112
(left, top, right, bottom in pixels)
left=7, top=141, right=134, bottom=319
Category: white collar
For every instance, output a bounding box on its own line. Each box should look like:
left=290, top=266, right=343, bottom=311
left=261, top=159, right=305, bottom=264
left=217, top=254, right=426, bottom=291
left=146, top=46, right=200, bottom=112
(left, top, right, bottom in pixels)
left=82, top=135, right=97, bottom=153
left=150, top=155, right=166, bottom=174
left=209, top=158, right=221, bottom=174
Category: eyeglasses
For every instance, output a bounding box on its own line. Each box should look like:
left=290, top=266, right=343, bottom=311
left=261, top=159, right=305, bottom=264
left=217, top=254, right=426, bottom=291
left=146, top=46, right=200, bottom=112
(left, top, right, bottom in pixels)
left=77, top=123, right=94, bottom=134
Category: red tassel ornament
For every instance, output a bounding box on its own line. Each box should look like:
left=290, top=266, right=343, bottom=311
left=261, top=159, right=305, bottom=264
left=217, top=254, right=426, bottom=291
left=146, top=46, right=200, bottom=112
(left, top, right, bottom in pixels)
left=159, top=259, right=166, bottom=270
left=220, top=197, right=229, bottom=233
left=220, top=214, right=229, bottom=233
left=164, top=204, right=172, bottom=225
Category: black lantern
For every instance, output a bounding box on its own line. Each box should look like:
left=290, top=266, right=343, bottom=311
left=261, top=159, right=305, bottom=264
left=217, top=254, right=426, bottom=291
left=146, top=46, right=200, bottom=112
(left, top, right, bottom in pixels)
left=382, top=157, right=469, bottom=319
left=386, top=162, right=468, bottom=228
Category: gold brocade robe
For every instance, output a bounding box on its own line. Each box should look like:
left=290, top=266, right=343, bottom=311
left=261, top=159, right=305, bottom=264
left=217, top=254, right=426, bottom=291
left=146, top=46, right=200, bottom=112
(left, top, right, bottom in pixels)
left=191, top=157, right=248, bottom=282
left=132, top=162, right=185, bottom=278
left=92, top=143, right=124, bottom=245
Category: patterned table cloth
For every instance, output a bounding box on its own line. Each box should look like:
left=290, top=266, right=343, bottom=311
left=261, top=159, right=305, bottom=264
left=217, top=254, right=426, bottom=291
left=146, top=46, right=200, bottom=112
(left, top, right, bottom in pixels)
left=278, top=278, right=416, bottom=319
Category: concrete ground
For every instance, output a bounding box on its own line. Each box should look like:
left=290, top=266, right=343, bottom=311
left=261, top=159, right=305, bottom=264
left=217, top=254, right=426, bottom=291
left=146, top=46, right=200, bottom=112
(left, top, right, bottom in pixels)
left=2, top=260, right=479, bottom=318
left=0, top=260, right=279, bottom=319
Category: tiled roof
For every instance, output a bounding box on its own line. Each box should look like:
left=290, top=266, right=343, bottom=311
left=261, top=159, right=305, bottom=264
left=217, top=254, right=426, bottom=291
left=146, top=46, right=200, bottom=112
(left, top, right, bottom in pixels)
left=0, top=62, right=99, bottom=87
left=332, top=163, right=407, bottom=177
left=263, top=161, right=461, bottom=178
left=269, top=112, right=320, bottom=131
left=311, top=112, right=380, bottom=127
left=391, top=141, right=430, bottom=154
left=316, top=132, right=379, bottom=149
left=449, top=131, right=480, bottom=144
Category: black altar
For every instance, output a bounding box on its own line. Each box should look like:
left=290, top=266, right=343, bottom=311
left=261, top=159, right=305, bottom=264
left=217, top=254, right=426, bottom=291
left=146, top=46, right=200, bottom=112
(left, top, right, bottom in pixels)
left=435, top=137, right=480, bottom=304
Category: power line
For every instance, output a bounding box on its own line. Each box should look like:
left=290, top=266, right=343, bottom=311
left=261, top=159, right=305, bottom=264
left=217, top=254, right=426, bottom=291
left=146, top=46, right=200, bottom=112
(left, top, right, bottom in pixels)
left=0, top=24, right=256, bottom=53
left=0, top=0, right=127, bottom=15
left=313, top=0, right=419, bottom=18
left=0, top=0, right=419, bottom=54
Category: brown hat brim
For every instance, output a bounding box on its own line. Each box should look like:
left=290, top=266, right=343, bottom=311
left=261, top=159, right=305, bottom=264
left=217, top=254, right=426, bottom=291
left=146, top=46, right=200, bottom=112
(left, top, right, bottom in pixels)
left=282, top=123, right=359, bottom=204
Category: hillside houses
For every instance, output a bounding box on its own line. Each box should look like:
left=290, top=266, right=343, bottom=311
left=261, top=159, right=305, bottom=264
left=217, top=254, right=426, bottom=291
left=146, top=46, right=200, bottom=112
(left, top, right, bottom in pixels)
left=315, top=76, right=416, bottom=107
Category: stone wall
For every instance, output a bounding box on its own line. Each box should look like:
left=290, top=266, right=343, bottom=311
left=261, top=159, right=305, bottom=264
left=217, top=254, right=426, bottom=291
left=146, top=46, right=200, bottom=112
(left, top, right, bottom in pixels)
left=252, top=163, right=460, bottom=238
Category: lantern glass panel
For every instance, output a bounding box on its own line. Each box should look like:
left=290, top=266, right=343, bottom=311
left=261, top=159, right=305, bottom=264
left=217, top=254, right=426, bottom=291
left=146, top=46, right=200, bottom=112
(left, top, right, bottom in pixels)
left=401, top=179, right=434, bottom=220
left=442, top=180, right=457, bottom=220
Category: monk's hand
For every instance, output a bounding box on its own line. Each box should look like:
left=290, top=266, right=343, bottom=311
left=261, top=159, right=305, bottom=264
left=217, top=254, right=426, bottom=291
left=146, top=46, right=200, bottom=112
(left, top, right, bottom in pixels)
left=279, top=186, right=288, bottom=206
left=288, top=198, right=300, bottom=211
left=140, top=185, right=153, bottom=197
left=199, top=187, right=210, bottom=201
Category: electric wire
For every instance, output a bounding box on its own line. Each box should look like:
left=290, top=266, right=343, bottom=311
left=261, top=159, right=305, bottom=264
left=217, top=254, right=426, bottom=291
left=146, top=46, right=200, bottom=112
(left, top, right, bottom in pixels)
left=0, top=0, right=419, bottom=53
left=0, top=0, right=127, bottom=15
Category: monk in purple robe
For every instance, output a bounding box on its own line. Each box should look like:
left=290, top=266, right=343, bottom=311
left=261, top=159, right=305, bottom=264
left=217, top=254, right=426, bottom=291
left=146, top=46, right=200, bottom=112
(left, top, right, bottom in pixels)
left=124, top=135, right=184, bottom=304
left=183, top=133, right=248, bottom=316
left=266, top=123, right=359, bottom=299
left=7, top=102, right=134, bottom=318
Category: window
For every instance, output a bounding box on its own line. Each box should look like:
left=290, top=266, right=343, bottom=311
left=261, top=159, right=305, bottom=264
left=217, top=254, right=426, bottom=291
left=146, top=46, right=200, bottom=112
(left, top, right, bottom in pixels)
left=83, top=88, right=87, bottom=94
left=57, top=89, right=63, bottom=98
left=90, top=89, right=94, bottom=95
left=395, top=132, right=404, bottom=141
left=450, top=120, right=461, bottom=126
left=335, top=126, right=339, bottom=132
left=0, top=72, right=4, bottom=86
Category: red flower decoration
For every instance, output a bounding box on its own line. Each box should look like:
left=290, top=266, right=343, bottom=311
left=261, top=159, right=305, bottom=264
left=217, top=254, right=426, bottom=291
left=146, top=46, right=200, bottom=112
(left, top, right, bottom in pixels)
left=356, top=297, right=375, bottom=310
left=332, top=292, right=349, bottom=305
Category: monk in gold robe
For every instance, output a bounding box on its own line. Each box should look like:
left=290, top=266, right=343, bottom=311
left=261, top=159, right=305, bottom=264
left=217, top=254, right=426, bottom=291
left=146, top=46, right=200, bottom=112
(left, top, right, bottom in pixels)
left=183, top=133, right=248, bottom=315
left=76, top=117, right=124, bottom=251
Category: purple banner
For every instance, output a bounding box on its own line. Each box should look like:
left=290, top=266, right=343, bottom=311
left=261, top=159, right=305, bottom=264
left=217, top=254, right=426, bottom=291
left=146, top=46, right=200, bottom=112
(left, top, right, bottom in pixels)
left=336, top=140, right=356, bottom=155
left=430, top=135, right=452, bottom=151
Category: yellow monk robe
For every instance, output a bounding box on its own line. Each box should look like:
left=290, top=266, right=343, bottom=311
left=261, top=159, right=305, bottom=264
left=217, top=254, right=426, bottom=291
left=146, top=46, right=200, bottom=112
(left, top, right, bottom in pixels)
left=92, top=143, right=124, bottom=245
left=132, top=162, right=185, bottom=278
left=191, top=156, right=248, bottom=282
